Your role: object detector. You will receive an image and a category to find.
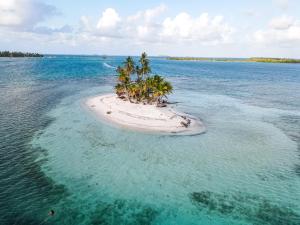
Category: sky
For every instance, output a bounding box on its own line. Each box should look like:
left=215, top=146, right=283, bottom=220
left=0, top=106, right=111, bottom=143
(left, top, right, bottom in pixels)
left=1, top=0, right=300, bottom=57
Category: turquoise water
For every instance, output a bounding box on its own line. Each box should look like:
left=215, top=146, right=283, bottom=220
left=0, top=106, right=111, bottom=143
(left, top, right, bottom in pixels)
left=0, top=56, right=300, bottom=224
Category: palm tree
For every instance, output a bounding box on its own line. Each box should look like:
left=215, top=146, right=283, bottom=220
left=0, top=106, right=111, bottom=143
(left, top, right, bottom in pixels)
left=136, top=65, right=142, bottom=82
left=160, top=80, right=173, bottom=102
left=115, top=53, right=173, bottom=105
left=115, top=66, right=130, bottom=99
left=127, top=83, right=140, bottom=102
left=124, top=56, right=135, bottom=78
left=139, top=52, right=151, bottom=79
left=151, top=75, right=173, bottom=103
left=153, top=74, right=164, bottom=85
left=117, top=67, right=129, bottom=84
left=115, top=83, right=126, bottom=97
left=145, top=76, right=155, bottom=102
left=138, top=53, right=152, bottom=100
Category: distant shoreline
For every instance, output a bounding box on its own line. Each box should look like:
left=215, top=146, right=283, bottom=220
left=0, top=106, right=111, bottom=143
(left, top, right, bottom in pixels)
left=85, top=94, right=206, bottom=135
left=0, top=51, right=43, bottom=58
left=167, top=57, right=300, bottom=63
left=1, top=53, right=298, bottom=63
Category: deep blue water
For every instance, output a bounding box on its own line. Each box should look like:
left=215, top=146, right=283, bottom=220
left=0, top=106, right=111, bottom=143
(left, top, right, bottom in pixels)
left=0, top=56, right=300, bottom=225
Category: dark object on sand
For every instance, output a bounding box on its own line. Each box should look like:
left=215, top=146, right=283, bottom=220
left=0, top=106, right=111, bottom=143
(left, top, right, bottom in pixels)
left=119, top=95, right=127, bottom=100
left=181, top=118, right=191, bottom=128
left=181, top=121, right=188, bottom=128
left=157, top=102, right=167, bottom=107
left=107, top=111, right=112, bottom=114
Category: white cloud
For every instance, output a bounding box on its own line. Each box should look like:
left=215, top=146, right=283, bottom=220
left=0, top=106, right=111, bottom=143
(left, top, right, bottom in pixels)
left=0, top=0, right=75, bottom=41
left=127, top=4, right=167, bottom=23
left=97, top=8, right=120, bottom=29
left=1, top=3, right=233, bottom=52
left=144, top=4, right=166, bottom=22
left=269, top=15, right=294, bottom=30
left=0, top=0, right=58, bottom=29
left=254, top=15, right=300, bottom=46
left=81, top=5, right=234, bottom=45
left=0, top=0, right=22, bottom=26
left=160, top=13, right=233, bottom=44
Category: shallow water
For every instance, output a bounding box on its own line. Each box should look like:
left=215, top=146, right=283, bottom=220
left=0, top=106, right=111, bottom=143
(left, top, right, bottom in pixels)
left=0, top=56, right=300, bottom=224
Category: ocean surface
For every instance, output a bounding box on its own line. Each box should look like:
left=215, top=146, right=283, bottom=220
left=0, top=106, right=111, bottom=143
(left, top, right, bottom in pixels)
left=0, top=56, right=300, bottom=225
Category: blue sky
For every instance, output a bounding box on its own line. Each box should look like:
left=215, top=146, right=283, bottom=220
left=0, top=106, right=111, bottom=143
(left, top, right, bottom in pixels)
left=1, top=0, right=300, bottom=57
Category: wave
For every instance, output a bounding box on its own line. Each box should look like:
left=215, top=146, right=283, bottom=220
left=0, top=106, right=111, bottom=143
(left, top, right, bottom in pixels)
left=103, top=62, right=116, bottom=69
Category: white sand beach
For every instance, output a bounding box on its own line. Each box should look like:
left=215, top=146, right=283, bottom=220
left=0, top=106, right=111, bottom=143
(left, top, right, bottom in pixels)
left=85, top=94, right=205, bottom=135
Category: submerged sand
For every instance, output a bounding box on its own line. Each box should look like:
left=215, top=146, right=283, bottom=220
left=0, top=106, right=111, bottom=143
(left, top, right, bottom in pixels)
left=85, top=94, right=205, bottom=135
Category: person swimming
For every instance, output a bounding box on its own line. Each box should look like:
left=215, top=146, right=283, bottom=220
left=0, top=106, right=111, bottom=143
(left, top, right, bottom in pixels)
left=48, top=210, right=55, bottom=216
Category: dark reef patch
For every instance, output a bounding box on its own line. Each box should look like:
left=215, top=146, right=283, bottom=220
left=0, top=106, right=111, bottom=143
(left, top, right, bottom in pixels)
left=270, top=115, right=300, bottom=178
left=90, top=199, right=159, bottom=225
left=190, top=191, right=300, bottom=225
left=295, top=164, right=300, bottom=177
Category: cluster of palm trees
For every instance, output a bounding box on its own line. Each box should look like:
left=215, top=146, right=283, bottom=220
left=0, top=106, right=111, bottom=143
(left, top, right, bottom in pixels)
left=115, top=52, right=173, bottom=105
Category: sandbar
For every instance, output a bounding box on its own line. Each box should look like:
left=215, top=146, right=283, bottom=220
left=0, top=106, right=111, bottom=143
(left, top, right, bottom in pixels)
left=85, top=94, right=205, bottom=135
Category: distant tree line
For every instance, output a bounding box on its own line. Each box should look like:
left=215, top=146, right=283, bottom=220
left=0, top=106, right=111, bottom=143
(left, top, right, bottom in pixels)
left=0, top=51, right=43, bottom=57
left=248, top=57, right=300, bottom=63
left=167, top=57, right=300, bottom=63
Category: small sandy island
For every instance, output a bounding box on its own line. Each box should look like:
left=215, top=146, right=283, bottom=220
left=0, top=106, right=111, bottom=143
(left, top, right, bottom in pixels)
left=85, top=94, right=205, bottom=135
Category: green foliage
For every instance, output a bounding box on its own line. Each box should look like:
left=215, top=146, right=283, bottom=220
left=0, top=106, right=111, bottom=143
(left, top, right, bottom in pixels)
left=0, top=51, right=43, bottom=57
left=248, top=57, right=300, bottom=63
left=167, top=57, right=300, bottom=63
left=115, top=52, right=173, bottom=104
